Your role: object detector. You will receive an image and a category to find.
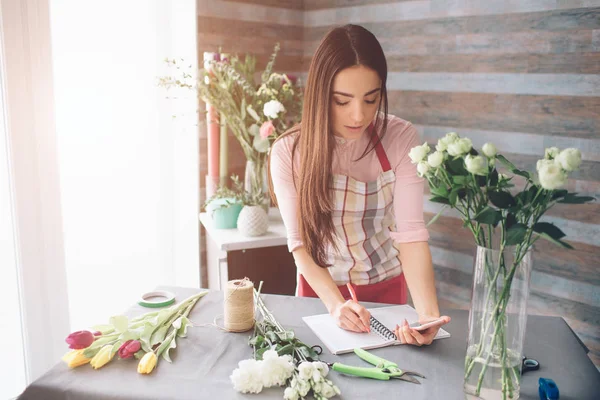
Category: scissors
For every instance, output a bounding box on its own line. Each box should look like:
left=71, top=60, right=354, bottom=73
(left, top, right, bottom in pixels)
left=327, top=348, right=425, bottom=384
left=522, top=355, right=540, bottom=374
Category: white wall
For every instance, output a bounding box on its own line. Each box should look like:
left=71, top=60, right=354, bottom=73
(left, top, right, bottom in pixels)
left=50, top=0, right=199, bottom=330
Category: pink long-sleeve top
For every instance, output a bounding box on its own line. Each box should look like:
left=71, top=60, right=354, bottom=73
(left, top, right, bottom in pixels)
left=270, top=114, right=429, bottom=253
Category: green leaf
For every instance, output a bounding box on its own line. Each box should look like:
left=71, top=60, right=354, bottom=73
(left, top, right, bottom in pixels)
left=488, top=190, right=516, bottom=209
left=535, top=232, right=574, bottom=249
left=248, top=123, right=260, bottom=137
left=110, top=342, right=121, bottom=358
left=558, top=194, right=596, bottom=204
left=90, top=324, right=115, bottom=334
left=173, top=316, right=192, bottom=338
left=449, top=189, right=459, bottom=206
left=253, top=135, right=269, bottom=153
left=496, top=154, right=517, bottom=171
left=429, top=196, right=450, bottom=205
left=83, top=346, right=101, bottom=358
left=109, top=316, right=129, bottom=333
left=118, top=327, right=144, bottom=342
left=133, top=350, right=145, bottom=360
left=512, top=169, right=531, bottom=180
left=551, top=189, right=569, bottom=200
left=533, top=222, right=566, bottom=240
left=446, top=157, right=468, bottom=175
left=161, top=336, right=178, bottom=363
left=453, top=175, right=467, bottom=185
left=474, top=207, right=501, bottom=225
left=489, top=169, right=499, bottom=186
left=475, top=175, right=487, bottom=187
left=426, top=205, right=448, bottom=227
left=505, top=224, right=527, bottom=246
left=430, top=185, right=449, bottom=197
left=277, top=344, right=294, bottom=356
left=150, top=325, right=169, bottom=347
left=506, top=213, right=517, bottom=230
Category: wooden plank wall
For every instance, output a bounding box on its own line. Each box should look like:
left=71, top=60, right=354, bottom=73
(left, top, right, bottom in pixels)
left=197, top=0, right=600, bottom=368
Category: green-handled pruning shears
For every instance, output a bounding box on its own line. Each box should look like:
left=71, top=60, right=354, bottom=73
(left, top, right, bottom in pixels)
left=328, top=348, right=426, bottom=384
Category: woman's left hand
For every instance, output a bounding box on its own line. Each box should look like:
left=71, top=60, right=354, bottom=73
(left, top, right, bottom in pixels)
left=394, top=316, right=451, bottom=346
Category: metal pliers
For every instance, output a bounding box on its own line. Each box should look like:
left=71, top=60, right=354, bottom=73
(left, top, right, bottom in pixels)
left=328, top=348, right=426, bottom=384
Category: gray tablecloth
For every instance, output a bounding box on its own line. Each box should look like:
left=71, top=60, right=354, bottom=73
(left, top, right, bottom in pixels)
left=19, top=286, right=600, bottom=400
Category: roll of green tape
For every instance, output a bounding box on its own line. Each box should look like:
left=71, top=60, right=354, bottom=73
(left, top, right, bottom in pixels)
left=138, top=291, right=176, bottom=308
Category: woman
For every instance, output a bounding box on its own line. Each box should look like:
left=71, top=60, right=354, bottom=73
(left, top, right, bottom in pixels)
left=269, top=24, right=450, bottom=346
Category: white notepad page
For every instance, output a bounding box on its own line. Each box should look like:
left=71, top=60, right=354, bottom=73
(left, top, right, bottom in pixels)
left=302, top=304, right=450, bottom=355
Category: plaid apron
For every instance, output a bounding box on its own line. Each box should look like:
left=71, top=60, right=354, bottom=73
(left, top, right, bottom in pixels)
left=298, top=125, right=407, bottom=304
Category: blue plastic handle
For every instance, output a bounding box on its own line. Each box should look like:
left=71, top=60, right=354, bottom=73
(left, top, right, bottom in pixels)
left=538, top=377, right=559, bottom=400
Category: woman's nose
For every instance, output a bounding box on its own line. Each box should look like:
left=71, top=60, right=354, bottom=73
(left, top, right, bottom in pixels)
left=350, top=102, right=365, bottom=123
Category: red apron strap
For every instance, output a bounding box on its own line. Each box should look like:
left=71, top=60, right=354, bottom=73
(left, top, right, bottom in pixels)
left=368, top=123, right=391, bottom=172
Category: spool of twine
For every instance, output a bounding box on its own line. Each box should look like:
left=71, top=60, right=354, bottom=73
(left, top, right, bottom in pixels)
left=223, top=278, right=255, bottom=332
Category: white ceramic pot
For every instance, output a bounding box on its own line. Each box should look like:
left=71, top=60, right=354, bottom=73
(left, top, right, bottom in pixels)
left=237, top=205, right=269, bottom=237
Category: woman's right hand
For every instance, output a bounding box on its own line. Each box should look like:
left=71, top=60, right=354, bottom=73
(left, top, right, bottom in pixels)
left=330, top=300, right=372, bottom=333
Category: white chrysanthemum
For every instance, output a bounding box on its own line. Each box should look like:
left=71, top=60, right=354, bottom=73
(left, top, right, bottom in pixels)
left=320, top=381, right=338, bottom=398
left=538, top=161, right=567, bottom=190
left=465, top=155, right=487, bottom=176
left=263, top=100, right=285, bottom=119
left=261, top=353, right=294, bottom=387
left=298, top=361, right=315, bottom=381
left=427, top=151, right=444, bottom=168
left=482, top=143, right=497, bottom=158
left=555, top=148, right=581, bottom=172
left=230, top=359, right=263, bottom=394
left=408, top=142, right=430, bottom=164
left=293, top=376, right=311, bottom=397
left=312, top=361, right=329, bottom=377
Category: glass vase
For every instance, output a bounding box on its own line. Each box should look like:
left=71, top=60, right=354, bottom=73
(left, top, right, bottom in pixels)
left=464, top=245, right=533, bottom=400
left=244, top=159, right=269, bottom=213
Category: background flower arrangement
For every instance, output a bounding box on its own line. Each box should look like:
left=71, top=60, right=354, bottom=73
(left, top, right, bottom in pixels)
left=160, top=43, right=303, bottom=203
left=230, top=286, right=340, bottom=400
left=62, top=292, right=208, bottom=374
left=410, top=133, right=594, bottom=399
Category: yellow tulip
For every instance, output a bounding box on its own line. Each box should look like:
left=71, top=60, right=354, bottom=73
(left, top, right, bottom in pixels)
left=62, top=349, right=91, bottom=368
left=90, top=345, right=115, bottom=369
left=137, top=352, right=157, bottom=374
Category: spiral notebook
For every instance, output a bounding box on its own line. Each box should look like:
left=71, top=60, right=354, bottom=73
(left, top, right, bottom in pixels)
left=302, top=305, right=450, bottom=355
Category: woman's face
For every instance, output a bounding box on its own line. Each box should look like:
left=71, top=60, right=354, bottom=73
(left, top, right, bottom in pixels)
left=330, top=64, right=382, bottom=140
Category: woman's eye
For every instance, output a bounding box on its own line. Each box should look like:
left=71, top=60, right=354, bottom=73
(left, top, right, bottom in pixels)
left=365, top=98, right=378, bottom=105
left=334, top=100, right=349, bottom=106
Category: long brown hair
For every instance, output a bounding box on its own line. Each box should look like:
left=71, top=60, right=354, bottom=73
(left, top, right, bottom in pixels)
left=269, top=24, right=389, bottom=267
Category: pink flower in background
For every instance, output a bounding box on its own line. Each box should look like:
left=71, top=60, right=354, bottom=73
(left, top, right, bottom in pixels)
left=93, top=331, right=102, bottom=337
left=65, top=330, right=95, bottom=349
left=118, top=340, right=141, bottom=359
left=260, top=121, right=275, bottom=139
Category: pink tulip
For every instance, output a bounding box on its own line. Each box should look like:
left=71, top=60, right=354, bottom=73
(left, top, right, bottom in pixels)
left=65, top=330, right=95, bottom=350
left=260, top=121, right=275, bottom=139
left=93, top=331, right=102, bottom=337
left=118, top=340, right=141, bottom=359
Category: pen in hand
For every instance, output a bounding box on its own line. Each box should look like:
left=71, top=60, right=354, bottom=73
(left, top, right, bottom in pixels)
left=346, top=283, right=371, bottom=333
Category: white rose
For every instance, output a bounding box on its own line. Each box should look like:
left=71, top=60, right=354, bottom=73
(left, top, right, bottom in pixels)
left=427, top=151, right=444, bottom=168
left=295, top=377, right=311, bottom=397
left=445, top=132, right=459, bottom=142
left=263, top=100, right=285, bottom=119
left=320, top=382, right=337, bottom=398
left=297, top=361, right=315, bottom=381
left=435, top=132, right=459, bottom=152
left=417, top=161, right=430, bottom=177
left=482, top=143, right=497, bottom=158
left=555, top=148, right=581, bottom=172
left=312, top=361, right=329, bottom=377
left=544, top=147, right=560, bottom=160
left=465, top=155, right=488, bottom=176
left=408, top=142, right=430, bottom=164
left=284, top=387, right=299, bottom=400
left=537, top=159, right=556, bottom=171
left=447, top=138, right=472, bottom=157
left=538, top=161, right=567, bottom=190
left=230, top=359, right=263, bottom=394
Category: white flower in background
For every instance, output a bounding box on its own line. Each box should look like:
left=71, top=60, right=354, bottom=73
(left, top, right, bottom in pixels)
left=284, top=387, right=299, bottom=400
left=465, top=155, right=488, bottom=176
left=538, top=161, right=567, bottom=190
left=447, top=138, right=473, bottom=157
left=537, top=159, right=557, bottom=171
left=319, top=381, right=339, bottom=398
left=417, top=161, right=430, bottom=177
left=290, top=375, right=311, bottom=397
left=555, top=148, right=582, bottom=172
left=263, top=100, right=285, bottom=119
left=298, top=361, right=315, bottom=381
left=427, top=151, right=444, bottom=168
left=230, top=359, right=263, bottom=394
left=408, top=142, right=430, bottom=163
left=261, top=350, right=294, bottom=387
left=544, top=147, right=560, bottom=160
left=436, top=132, right=459, bottom=151
left=482, top=143, right=497, bottom=158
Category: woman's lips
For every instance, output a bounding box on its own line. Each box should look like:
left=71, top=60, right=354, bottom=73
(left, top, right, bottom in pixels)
left=345, top=125, right=363, bottom=131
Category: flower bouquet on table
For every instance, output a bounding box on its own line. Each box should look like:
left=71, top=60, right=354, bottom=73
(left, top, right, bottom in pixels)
left=160, top=43, right=303, bottom=204
left=230, top=285, right=340, bottom=400
left=410, top=133, right=594, bottom=399
left=62, top=291, right=208, bottom=374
